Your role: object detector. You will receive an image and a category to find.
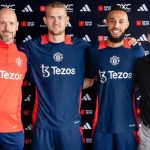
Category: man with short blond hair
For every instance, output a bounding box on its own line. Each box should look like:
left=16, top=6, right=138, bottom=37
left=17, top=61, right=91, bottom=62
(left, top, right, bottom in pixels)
left=20, top=1, right=89, bottom=150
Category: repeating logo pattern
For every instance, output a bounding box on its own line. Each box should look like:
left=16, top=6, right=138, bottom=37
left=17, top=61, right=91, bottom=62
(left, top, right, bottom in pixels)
left=0, top=1, right=149, bottom=149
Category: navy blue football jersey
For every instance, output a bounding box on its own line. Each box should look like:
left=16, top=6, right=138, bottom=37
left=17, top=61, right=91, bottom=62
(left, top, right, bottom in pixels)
left=87, top=40, right=145, bottom=133
left=20, top=35, right=90, bottom=130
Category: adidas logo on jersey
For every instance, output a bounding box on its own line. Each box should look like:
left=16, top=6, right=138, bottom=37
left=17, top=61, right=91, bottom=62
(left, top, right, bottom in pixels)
left=82, top=34, right=91, bottom=42
left=138, top=34, right=147, bottom=41
left=22, top=5, right=33, bottom=12
left=85, top=138, right=92, bottom=143
left=24, top=94, right=31, bottom=102
left=137, top=4, right=148, bottom=11
left=82, top=94, right=91, bottom=101
left=25, top=124, right=32, bottom=131
left=82, top=122, right=92, bottom=130
left=137, top=95, right=141, bottom=101
left=23, top=35, right=32, bottom=42
left=80, top=4, right=91, bottom=12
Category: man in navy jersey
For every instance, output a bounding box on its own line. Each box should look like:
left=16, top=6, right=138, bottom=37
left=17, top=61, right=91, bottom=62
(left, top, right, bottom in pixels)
left=19, top=1, right=90, bottom=150
left=85, top=6, right=145, bottom=150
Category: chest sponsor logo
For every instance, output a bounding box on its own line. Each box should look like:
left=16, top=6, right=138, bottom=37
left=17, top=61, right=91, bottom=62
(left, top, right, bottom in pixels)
left=0, top=70, right=22, bottom=80
left=41, top=64, right=75, bottom=77
left=99, top=70, right=132, bottom=83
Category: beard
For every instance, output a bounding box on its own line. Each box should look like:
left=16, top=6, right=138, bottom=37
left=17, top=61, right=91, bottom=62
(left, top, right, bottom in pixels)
left=0, top=36, right=14, bottom=43
left=0, top=31, right=15, bottom=43
left=106, top=28, right=127, bottom=43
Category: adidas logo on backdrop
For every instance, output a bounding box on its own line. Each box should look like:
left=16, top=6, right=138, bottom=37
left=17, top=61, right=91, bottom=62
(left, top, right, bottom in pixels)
left=80, top=4, right=91, bottom=12
left=82, top=35, right=91, bottom=42
left=22, top=5, right=33, bottom=12
left=137, top=4, right=148, bottom=11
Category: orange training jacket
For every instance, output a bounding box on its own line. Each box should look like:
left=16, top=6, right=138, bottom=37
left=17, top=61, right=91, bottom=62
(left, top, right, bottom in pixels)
left=0, top=41, right=27, bottom=133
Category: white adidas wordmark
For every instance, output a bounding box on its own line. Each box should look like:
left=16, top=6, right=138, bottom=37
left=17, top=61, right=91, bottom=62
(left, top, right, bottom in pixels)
left=23, top=35, right=32, bottom=42
left=80, top=4, right=91, bottom=12
left=82, top=122, right=92, bottom=130
left=22, top=5, right=33, bottom=12
left=83, top=35, right=91, bottom=42
left=137, top=4, right=148, bottom=11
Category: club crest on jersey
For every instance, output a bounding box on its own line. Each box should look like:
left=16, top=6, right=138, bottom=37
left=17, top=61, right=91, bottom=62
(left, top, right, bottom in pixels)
left=53, top=52, right=63, bottom=62
left=110, top=56, right=120, bottom=66
left=15, top=57, right=23, bottom=67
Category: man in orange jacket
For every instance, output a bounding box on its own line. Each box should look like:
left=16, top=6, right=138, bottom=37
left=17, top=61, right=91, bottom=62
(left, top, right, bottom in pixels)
left=0, top=8, right=27, bottom=150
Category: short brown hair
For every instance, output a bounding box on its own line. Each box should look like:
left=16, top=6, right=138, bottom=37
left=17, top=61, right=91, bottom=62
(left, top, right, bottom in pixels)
left=46, top=1, right=68, bottom=16
left=106, top=6, right=128, bottom=19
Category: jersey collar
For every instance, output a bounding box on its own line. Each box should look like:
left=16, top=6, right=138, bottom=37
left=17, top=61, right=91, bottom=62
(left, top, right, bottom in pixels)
left=0, top=40, right=17, bottom=49
left=0, top=40, right=17, bottom=55
left=98, top=39, right=131, bottom=50
left=41, top=34, right=73, bottom=45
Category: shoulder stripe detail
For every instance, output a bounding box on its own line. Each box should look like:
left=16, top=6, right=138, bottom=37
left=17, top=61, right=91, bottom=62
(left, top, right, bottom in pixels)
left=65, top=35, right=73, bottom=45
left=98, top=40, right=107, bottom=50
left=123, top=39, right=131, bottom=49
left=41, top=35, right=73, bottom=45
left=41, top=34, right=48, bottom=44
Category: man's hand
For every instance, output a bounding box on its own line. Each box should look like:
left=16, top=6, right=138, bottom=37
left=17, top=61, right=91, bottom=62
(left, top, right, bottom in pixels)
left=128, top=37, right=139, bottom=46
left=83, top=78, right=94, bottom=89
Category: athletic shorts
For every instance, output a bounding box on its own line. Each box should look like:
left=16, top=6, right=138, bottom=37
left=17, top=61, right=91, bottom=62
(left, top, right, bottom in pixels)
left=0, top=131, right=24, bottom=150
left=31, top=127, right=83, bottom=150
left=92, top=130, right=137, bottom=150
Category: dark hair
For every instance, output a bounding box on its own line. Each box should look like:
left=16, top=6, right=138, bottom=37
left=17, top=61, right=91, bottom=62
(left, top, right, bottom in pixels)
left=106, top=6, right=128, bottom=18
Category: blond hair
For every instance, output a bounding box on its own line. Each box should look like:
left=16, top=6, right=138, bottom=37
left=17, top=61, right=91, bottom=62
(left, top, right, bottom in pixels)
left=46, top=1, right=68, bottom=16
